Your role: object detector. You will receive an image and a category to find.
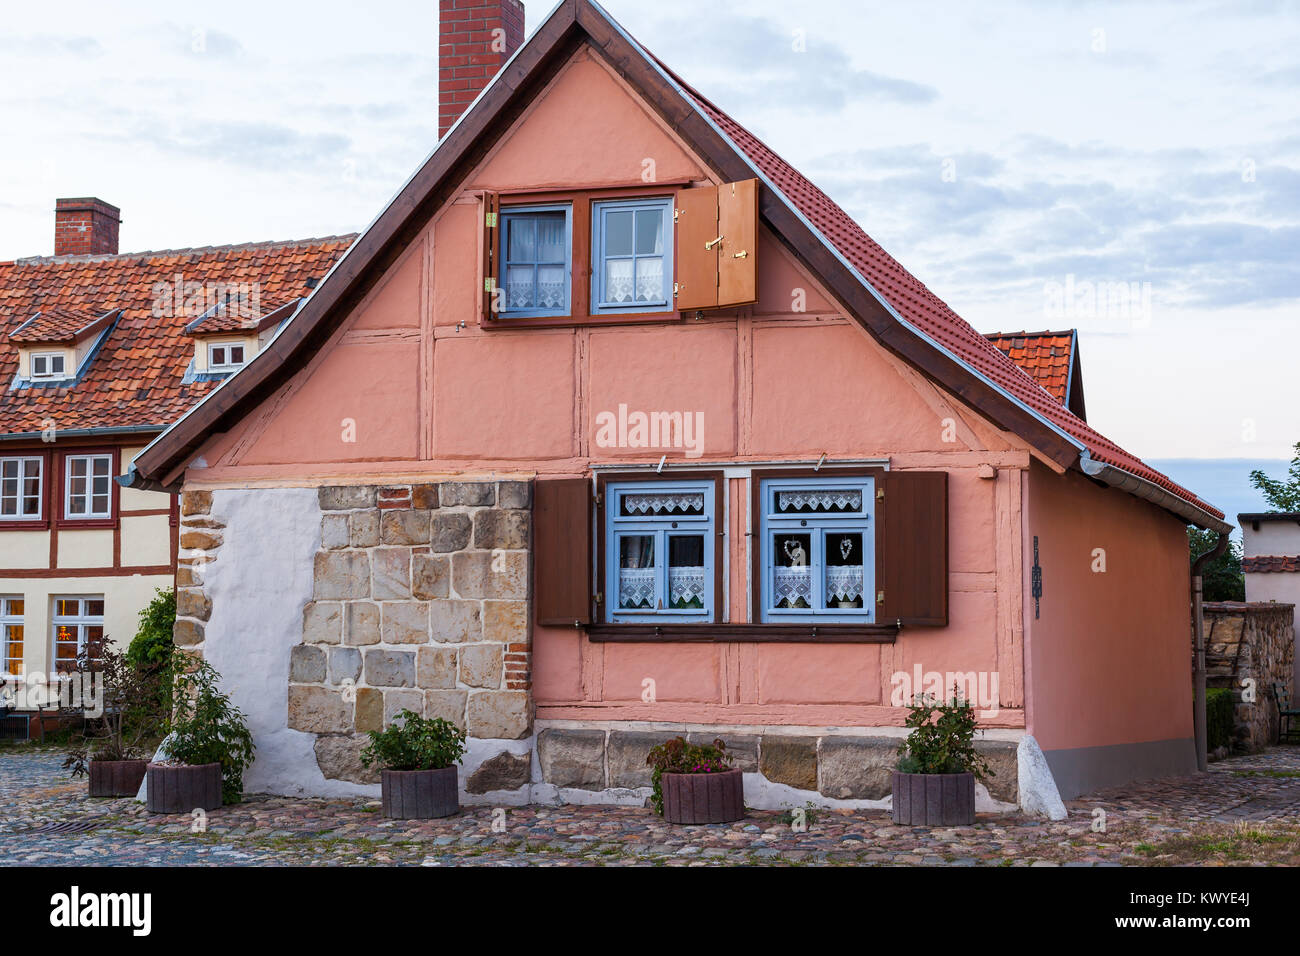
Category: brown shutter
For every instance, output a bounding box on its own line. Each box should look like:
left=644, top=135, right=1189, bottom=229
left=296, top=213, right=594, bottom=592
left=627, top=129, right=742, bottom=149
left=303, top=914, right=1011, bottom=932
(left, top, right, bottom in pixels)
left=877, top=471, right=948, bottom=626
left=717, top=178, right=758, bottom=307
left=534, top=477, right=592, bottom=626
left=674, top=185, right=718, bottom=311
left=481, top=190, right=500, bottom=320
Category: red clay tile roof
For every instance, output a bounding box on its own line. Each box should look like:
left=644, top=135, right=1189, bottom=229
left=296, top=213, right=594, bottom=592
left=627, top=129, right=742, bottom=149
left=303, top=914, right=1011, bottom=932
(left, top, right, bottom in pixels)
left=7, top=307, right=109, bottom=344
left=185, top=299, right=294, bottom=335
left=663, top=71, right=1221, bottom=520
left=1243, top=556, right=1300, bottom=573
left=984, top=330, right=1074, bottom=406
left=0, top=237, right=354, bottom=436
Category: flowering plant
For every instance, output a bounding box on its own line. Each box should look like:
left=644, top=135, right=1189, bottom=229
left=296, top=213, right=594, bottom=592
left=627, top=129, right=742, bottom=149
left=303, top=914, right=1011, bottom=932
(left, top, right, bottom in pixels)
left=645, top=736, right=733, bottom=815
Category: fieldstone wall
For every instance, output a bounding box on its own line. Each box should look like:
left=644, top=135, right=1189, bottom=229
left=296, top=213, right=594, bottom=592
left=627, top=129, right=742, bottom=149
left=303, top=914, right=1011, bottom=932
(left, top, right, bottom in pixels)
left=174, top=489, right=222, bottom=657
left=289, top=480, right=533, bottom=790
left=1203, top=601, right=1296, bottom=753
left=536, top=727, right=1019, bottom=804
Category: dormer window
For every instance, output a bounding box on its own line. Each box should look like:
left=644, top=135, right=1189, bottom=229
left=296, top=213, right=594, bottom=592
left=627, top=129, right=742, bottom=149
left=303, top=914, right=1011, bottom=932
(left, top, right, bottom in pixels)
left=208, top=342, right=246, bottom=371
left=31, top=351, right=67, bottom=381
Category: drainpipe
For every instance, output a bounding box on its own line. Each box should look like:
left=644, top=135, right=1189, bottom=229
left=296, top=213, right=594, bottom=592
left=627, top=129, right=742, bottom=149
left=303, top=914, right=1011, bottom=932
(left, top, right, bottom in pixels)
left=1191, top=532, right=1230, bottom=771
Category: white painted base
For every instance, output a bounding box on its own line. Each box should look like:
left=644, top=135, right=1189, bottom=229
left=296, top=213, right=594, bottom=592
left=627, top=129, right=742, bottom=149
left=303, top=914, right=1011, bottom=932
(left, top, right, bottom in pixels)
left=1017, top=734, right=1068, bottom=819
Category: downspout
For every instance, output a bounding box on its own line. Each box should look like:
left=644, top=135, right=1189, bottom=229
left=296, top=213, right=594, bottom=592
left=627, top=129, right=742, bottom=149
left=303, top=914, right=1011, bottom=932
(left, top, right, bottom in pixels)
left=1191, top=532, right=1230, bottom=772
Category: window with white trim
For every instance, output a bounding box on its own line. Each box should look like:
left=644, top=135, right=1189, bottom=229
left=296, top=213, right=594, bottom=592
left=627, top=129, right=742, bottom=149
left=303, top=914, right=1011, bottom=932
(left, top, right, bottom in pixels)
left=0, top=457, right=42, bottom=520
left=500, top=205, right=571, bottom=317
left=604, top=479, right=714, bottom=622
left=1, top=597, right=23, bottom=677
left=31, top=351, right=68, bottom=380
left=591, top=198, right=673, bottom=314
left=208, top=342, right=247, bottom=371
left=52, top=596, right=104, bottom=669
left=64, top=454, right=113, bottom=519
left=759, top=476, right=875, bottom=623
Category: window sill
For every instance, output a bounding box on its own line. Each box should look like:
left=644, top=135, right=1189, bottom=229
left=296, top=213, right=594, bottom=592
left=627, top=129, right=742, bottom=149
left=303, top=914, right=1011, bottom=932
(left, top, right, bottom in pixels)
left=0, top=519, right=49, bottom=531
left=481, top=311, right=684, bottom=331
left=584, top=622, right=900, bottom=643
left=57, top=517, right=118, bottom=530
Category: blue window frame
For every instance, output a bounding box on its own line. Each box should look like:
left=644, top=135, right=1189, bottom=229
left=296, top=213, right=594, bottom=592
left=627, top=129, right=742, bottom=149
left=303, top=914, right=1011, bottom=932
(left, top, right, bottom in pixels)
left=500, top=204, right=571, bottom=317
left=591, top=197, right=673, bottom=314
left=759, top=476, right=875, bottom=623
left=604, top=479, right=714, bottom=622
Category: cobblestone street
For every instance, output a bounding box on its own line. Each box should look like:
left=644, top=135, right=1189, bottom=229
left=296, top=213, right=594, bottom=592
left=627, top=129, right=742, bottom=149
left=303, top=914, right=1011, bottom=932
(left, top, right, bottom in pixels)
left=4, top=747, right=1299, bottom=866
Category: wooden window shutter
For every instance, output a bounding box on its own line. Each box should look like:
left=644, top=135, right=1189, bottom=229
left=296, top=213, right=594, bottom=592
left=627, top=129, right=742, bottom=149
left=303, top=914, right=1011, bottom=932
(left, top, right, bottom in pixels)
left=717, top=178, right=758, bottom=307
left=673, top=185, right=718, bottom=311
left=534, top=477, right=592, bottom=626
left=876, top=471, right=948, bottom=626
left=481, top=190, right=500, bottom=319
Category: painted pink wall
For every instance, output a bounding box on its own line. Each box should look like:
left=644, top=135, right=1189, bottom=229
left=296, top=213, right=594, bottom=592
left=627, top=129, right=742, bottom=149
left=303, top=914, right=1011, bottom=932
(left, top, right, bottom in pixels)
left=1023, top=461, right=1193, bottom=751
left=188, top=45, right=1038, bottom=728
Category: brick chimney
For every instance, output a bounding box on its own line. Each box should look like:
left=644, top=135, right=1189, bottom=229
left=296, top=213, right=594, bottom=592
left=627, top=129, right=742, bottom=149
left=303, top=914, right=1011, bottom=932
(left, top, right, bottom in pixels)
left=54, top=198, right=121, bottom=256
left=438, top=0, right=525, bottom=139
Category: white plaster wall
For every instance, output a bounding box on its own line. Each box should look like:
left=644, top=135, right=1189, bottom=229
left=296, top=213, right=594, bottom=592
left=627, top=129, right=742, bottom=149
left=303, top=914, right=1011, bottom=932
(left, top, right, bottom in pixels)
left=201, top=487, right=368, bottom=797
left=1242, top=521, right=1300, bottom=558
left=120, top=514, right=171, bottom=566
left=56, top=529, right=113, bottom=569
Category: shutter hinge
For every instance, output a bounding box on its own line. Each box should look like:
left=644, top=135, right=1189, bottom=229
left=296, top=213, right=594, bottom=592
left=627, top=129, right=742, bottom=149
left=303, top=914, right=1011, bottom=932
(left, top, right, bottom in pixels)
left=593, top=491, right=602, bottom=504
left=673, top=282, right=679, bottom=298
left=877, top=590, right=885, bottom=605
left=484, top=277, right=495, bottom=292
left=876, top=488, right=885, bottom=500
left=673, top=208, right=679, bottom=223
left=485, top=211, right=498, bottom=227
left=593, top=592, right=603, bottom=606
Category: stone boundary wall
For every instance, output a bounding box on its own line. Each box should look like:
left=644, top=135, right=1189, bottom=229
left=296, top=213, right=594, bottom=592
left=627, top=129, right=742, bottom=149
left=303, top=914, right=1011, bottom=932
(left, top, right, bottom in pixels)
left=535, top=725, right=1019, bottom=806
left=1203, top=601, right=1296, bottom=753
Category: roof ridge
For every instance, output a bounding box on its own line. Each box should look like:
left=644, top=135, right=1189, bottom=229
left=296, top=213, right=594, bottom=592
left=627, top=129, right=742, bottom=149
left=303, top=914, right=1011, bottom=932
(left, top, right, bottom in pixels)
left=13, top=234, right=358, bottom=266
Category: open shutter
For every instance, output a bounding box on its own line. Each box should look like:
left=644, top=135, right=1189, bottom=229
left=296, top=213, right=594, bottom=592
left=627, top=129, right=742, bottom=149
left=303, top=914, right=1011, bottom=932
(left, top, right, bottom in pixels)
left=674, top=185, right=718, bottom=311
left=877, top=471, right=948, bottom=626
left=534, top=477, right=592, bottom=626
left=481, top=190, right=500, bottom=319
left=717, top=178, right=758, bottom=307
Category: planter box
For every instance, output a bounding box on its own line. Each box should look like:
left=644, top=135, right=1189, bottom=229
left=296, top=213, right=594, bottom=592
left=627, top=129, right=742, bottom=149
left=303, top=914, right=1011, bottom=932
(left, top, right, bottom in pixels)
left=88, top=759, right=148, bottom=798
left=381, top=766, right=459, bottom=819
left=146, top=762, right=222, bottom=814
left=661, top=768, right=744, bottom=824
left=891, top=770, right=975, bottom=826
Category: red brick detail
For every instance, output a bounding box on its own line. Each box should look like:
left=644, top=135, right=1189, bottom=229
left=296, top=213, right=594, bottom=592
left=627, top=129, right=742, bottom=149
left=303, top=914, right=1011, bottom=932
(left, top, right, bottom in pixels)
left=54, top=198, right=122, bottom=257
left=378, top=486, right=413, bottom=510
left=438, top=0, right=525, bottom=139
left=1243, top=555, right=1300, bottom=573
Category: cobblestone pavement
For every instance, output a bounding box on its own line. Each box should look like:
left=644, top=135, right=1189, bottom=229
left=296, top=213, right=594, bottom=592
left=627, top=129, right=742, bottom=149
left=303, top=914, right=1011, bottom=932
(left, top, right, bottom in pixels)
left=3, top=747, right=1299, bottom=866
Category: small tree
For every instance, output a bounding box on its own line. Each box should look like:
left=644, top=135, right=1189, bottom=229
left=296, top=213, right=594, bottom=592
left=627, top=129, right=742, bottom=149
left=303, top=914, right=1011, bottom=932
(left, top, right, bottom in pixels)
left=1187, top=527, right=1245, bottom=602
left=1249, top=442, right=1300, bottom=512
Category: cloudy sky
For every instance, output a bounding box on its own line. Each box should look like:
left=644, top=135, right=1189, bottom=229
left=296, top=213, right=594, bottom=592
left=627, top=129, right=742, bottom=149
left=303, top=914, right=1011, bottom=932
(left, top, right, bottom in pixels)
left=2, top=0, right=1297, bottom=469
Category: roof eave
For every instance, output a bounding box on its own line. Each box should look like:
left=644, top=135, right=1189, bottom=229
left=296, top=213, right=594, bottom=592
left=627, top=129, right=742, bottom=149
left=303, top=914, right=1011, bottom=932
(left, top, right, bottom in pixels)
left=1080, top=451, right=1231, bottom=533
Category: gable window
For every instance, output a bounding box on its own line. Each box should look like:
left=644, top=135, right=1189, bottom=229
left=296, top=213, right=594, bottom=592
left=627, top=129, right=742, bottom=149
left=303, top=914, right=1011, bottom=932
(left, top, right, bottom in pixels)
left=31, top=352, right=67, bottom=381
left=759, top=476, right=875, bottom=623
left=65, top=454, right=113, bottom=520
left=52, top=596, right=104, bottom=669
left=208, top=342, right=247, bottom=371
left=0, top=457, right=42, bottom=521
left=1, top=597, right=22, bottom=677
left=603, top=479, right=715, bottom=622
left=591, top=198, right=673, bottom=314
left=500, top=205, right=571, bottom=317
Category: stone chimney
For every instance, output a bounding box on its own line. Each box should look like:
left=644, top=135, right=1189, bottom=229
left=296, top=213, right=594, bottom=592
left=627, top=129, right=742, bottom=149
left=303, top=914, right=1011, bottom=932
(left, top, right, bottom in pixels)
left=438, top=0, right=525, bottom=139
left=54, top=198, right=121, bottom=256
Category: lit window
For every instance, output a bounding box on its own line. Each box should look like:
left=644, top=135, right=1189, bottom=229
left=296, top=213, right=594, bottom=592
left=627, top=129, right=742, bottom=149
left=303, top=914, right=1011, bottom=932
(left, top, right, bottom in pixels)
left=591, top=198, right=673, bottom=314
left=0, top=457, right=42, bottom=520
left=603, top=480, right=714, bottom=622
left=208, top=342, right=247, bottom=371
left=500, top=205, right=571, bottom=317
left=51, top=596, right=104, bottom=669
left=65, top=454, right=113, bottom=519
left=31, top=352, right=67, bottom=380
left=759, top=476, right=875, bottom=623
left=1, top=597, right=23, bottom=677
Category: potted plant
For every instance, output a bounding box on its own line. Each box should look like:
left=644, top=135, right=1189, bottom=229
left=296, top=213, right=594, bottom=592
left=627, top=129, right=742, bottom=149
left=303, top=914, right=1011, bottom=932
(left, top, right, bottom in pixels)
left=63, top=643, right=166, bottom=797
left=892, top=692, right=993, bottom=826
left=646, top=736, right=743, bottom=824
left=147, top=657, right=255, bottom=813
left=361, top=709, right=466, bottom=819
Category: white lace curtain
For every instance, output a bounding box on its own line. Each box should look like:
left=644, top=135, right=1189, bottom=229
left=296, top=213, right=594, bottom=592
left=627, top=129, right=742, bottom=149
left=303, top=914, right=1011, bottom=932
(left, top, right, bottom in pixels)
left=621, top=492, right=704, bottom=515
left=776, top=489, right=863, bottom=513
